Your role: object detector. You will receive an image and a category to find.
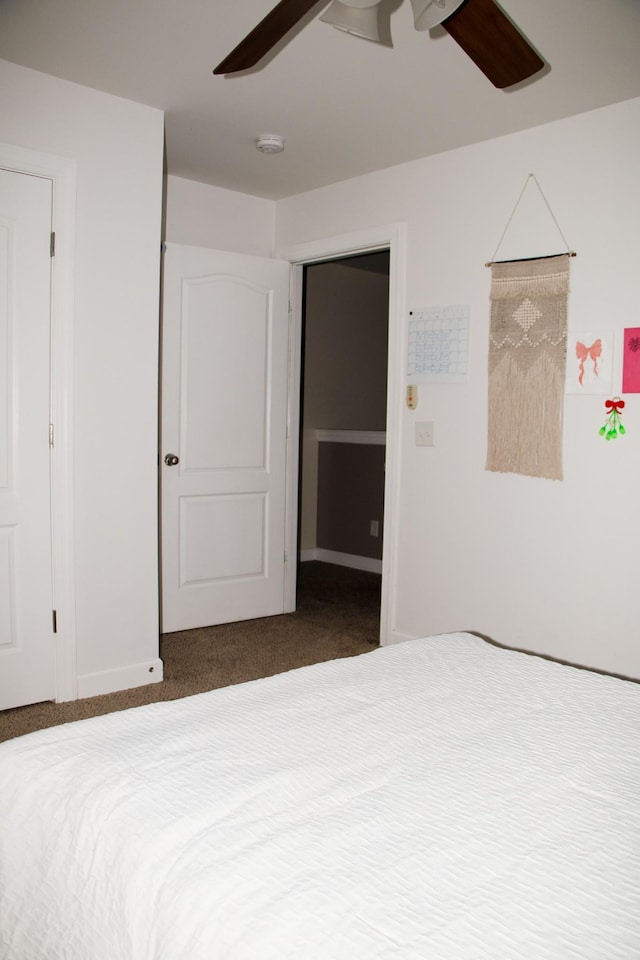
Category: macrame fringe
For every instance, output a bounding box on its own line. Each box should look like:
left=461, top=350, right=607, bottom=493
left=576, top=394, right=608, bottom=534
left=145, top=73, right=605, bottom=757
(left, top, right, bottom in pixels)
left=486, top=353, right=565, bottom=481
left=490, top=253, right=570, bottom=301
left=491, top=272, right=569, bottom=301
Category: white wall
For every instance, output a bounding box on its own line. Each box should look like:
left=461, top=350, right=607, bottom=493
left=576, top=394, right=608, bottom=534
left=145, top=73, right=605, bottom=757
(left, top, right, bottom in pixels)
left=277, top=98, right=640, bottom=679
left=164, top=175, right=275, bottom=257
left=303, top=261, right=389, bottom=431
left=15, top=64, right=630, bottom=691
left=0, top=59, right=165, bottom=696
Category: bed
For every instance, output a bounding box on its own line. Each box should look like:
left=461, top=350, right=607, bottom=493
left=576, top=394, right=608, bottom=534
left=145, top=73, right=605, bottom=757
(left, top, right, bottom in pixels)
left=1, top=632, right=639, bottom=959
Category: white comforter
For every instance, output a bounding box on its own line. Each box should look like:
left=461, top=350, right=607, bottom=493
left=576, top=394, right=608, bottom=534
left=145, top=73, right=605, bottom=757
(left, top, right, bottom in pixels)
left=1, top=633, right=639, bottom=960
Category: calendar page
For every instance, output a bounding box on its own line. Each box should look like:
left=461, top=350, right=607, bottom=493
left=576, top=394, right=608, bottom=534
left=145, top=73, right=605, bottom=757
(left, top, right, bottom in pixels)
left=407, top=305, right=469, bottom=383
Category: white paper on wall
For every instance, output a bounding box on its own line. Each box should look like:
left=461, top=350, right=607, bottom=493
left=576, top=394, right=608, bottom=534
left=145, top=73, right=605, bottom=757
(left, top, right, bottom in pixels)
left=565, top=331, right=614, bottom=395
left=407, top=305, right=469, bottom=383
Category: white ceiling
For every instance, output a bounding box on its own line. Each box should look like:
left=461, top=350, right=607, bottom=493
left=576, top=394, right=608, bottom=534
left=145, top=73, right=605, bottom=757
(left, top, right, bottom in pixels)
left=1, top=0, right=640, bottom=200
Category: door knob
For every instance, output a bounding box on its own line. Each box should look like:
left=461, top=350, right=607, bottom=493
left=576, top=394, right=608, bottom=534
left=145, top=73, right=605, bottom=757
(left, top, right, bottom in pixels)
left=164, top=453, right=179, bottom=466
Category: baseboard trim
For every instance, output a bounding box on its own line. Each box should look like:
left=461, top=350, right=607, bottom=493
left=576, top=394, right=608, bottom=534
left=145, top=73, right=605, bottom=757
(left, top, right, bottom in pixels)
left=300, top=548, right=382, bottom=575
left=315, top=429, right=386, bottom=446
left=77, top=658, right=164, bottom=699
left=381, top=630, right=416, bottom=647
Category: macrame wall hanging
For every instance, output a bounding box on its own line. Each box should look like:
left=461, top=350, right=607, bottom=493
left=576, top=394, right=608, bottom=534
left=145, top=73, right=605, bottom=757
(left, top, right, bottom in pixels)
left=485, top=175, right=575, bottom=481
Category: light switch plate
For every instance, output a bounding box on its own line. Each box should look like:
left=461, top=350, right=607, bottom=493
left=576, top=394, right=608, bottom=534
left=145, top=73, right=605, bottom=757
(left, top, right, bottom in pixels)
left=415, top=421, right=435, bottom=446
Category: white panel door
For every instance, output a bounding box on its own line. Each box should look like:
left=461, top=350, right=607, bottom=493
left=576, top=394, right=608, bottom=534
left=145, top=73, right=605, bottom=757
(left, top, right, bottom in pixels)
left=0, top=170, right=55, bottom=710
left=161, top=243, right=291, bottom=632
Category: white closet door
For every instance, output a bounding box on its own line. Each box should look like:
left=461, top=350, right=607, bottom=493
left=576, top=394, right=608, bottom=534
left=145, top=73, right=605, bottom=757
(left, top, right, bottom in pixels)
left=0, top=169, right=55, bottom=710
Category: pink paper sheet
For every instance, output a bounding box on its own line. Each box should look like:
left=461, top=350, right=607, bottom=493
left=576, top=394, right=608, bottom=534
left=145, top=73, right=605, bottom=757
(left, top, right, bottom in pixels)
left=622, top=327, right=640, bottom=393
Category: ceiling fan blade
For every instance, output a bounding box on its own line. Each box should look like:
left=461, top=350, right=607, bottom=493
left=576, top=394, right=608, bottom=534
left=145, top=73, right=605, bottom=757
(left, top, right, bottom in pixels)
left=214, top=0, right=324, bottom=74
left=442, top=0, right=544, bottom=88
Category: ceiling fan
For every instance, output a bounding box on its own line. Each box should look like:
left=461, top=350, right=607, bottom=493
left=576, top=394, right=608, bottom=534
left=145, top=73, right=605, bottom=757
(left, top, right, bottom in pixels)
left=213, top=0, right=545, bottom=89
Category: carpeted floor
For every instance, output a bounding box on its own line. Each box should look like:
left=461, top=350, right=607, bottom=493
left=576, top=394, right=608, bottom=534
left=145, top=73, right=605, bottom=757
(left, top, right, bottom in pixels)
left=0, top=562, right=380, bottom=742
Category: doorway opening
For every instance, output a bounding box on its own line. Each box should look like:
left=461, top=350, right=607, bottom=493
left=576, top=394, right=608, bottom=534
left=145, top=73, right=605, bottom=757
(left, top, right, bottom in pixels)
left=296, top=251, right=390, bottom=639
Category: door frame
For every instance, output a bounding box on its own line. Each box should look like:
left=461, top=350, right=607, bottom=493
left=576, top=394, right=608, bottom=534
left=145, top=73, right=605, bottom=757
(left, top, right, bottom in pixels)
left=0, top=142, right=78, bottom=702
left=279, top=222, right=407, bottom=645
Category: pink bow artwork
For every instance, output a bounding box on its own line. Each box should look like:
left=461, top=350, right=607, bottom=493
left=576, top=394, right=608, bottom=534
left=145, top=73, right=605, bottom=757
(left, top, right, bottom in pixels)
left=575, top=339, right=602, bottom=385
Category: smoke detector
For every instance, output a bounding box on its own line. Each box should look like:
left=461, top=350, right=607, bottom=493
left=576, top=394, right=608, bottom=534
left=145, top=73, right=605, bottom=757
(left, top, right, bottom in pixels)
left=256, top=135, right=285, bottom=154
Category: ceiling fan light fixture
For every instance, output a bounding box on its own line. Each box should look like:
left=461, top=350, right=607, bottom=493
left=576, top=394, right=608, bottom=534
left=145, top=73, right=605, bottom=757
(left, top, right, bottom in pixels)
left=214, top=0, right=545, bottom=89
left=409, top=0, right=465, bottom=31
left=320, top=0, right=382, bottom=43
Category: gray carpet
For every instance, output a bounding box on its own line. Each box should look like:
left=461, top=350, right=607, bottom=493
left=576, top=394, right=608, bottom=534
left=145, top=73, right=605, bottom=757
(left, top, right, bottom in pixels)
left=0, top=562, right=380, bottom=742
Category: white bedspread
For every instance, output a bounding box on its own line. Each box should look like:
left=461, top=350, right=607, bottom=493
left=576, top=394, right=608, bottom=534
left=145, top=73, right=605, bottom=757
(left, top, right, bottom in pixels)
left=1, top=633, right=639, bottom=960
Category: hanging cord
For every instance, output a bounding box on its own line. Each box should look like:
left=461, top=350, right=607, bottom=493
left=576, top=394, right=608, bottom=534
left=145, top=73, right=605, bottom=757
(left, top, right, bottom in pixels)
left=486, top=173, right=576, bottom=266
